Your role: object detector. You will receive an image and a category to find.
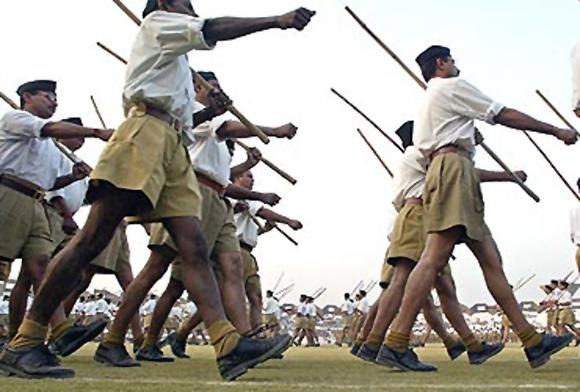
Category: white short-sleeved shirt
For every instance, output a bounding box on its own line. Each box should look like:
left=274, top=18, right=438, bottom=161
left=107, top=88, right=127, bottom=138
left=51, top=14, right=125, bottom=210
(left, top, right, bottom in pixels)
left=235, top=200, right=263, bottom=247
left=414, top=77, right=505, bottom=160
left=95, top=299, right=110, bottom=315
left=0, top=110, right=63, bottom=190
left=72, top=301, right=85, bottom=315
left=559, top=290, right=573, bottom=306
left=307, top=303, right=317, bottom=317
left=141, top=299, right=157, bottom=316
left=391, top=146, right=428, bottom=211
left=185, top=101, right=233, bottom=187
left=341, top=301, right=355, bottom=315
left=263, top=297, right=279, bottom=315
left=297, top=303, right=308, bottom=316
left=169, top=306, right=183, bottom=319
left=186, top=301, right=197, bottom=316
left=357, top=298, right=370, bottom=314
left=572, top=41, right=580, bottom=110
left=85, top=301, right=97, bottom=316
left=46, top=156, right=89, bottom=214
left=0, top=299, right=8, bottom=315
left=570, top=205, right=580, bottom=245
left=123, top=11, right=215, bottom=132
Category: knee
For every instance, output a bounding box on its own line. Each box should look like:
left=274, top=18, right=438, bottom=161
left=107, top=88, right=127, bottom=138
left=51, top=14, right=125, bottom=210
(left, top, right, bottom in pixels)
left=219, top=254, right=243, bottom=280
left=247, top=290, right=262, bottom=307
left=24, top=257, right=50, bottom=283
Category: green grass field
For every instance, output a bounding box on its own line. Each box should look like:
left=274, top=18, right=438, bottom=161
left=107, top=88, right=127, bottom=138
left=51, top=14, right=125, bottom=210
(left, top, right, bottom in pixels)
left=1, top=344, right=578, bottom=391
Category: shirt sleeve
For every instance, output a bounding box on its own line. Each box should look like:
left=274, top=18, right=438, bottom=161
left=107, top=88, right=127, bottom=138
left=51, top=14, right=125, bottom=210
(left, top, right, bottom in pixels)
left=451, top=79, right=505, bottom=125
left=1, top=110, right=49, bottom=139
left=144, top=11, right=215, bottom=58
left=249, top=201, right=263, bottom=216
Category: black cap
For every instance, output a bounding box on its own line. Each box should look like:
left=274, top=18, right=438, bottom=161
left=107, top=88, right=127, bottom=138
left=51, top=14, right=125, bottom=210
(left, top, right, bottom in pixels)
left=16, top=80, right=56, bottom=97
left=415, top=45, right=451, bottom=68
left=143, top=0, right=158, bottom=18
left=395, top=121, right=414, bottom=149
left=62, top=117, right=83, bottom=126
left=359, top=290, right=367, bottom=297
left=198, top=71, right=218, bottom=82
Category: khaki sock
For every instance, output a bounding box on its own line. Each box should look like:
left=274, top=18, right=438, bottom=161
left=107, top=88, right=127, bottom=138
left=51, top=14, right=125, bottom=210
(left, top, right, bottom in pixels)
left=463, top=333, right=483, bottom=353
left=142, top=333, right=158, bottom=349
left=103, top=330, right=126, bottom=347
left=176, top=324, right=189, bottom=343
left=385, top=331, right=410, bottom=353
left=365, top=332, right=384, bottom=351
left=207, top=320, right=240, bottom=358
left=517, top=326, right=543, bottom=349
left=10, top=318, right=49, bottom=349
left=50, top=319, right=73, bottom=342
left=442, top=334, right=457, bottom=349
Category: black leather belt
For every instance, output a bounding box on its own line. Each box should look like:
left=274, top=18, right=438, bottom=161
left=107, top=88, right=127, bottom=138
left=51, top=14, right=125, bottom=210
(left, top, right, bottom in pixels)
left=240, top=242, right=254, bottom=252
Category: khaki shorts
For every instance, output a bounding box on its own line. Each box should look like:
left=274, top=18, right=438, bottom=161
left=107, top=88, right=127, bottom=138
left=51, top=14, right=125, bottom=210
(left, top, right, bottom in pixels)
left=143, top=314, right=153, bottom=329
left=387, top=204, right=425, bottom=265
left=0, top=261, right=11, bottom=281
left=557, top=308, right=576, bottom=326
left=341, top=314, right=353, bottom=328
left=0, top=185, right=53, bottom=261
left=90, top=225, right=131, bottom=275
left=307, top=317, right=316, bottom=331
left=46, top=205, right=74, bottom=256
left=149, top=184, right=240, bottom=282
left=295, top=316, right=308, bottom=329
left=87, top=108, right=202, bottom=223
left=547, top=309, right=557, bottom=327
left=424, top=153, right=486, bottom=242
left=575, top=246, right=580, bottom=271
left=263, top=313, right=278, bottom=327
left=241, top=247, right=260, bottom=285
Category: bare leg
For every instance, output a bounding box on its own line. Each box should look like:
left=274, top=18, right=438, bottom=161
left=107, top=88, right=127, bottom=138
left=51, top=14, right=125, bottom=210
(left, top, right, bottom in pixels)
left=389, top=228, right=460, bottom=336
left=366, top=262, right=414, bottom=343
left=115, top=265, right=144, bottom=342
left=162, top=217, right=228, bottom=328
left=215, top=252, right=251, bottom=334
left=466, top=234, right=531, bottom=333
left=245, top=279, right=263, bottom=330
left=145, top=279, right=184, bottom=344
left=8, top=264, right=32, bottom=338
left=26, top=189, right=136, bottom=325
left=63, top=268, right=96, bottom=316
left=357, top=300, right=378, bottom=341
left=434, top=274, right=472, bottom=340
left=421, top=296, right=453, bottom=343
left=107, top=250, right=173, bottom=339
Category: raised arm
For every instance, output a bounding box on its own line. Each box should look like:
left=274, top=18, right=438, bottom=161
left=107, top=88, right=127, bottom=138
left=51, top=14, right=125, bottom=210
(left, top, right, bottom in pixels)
left=493, top=108, right=577, bottom=144
left=203, top=8, right=315, bottom=43
left=229, top=148, right=261, bottom=179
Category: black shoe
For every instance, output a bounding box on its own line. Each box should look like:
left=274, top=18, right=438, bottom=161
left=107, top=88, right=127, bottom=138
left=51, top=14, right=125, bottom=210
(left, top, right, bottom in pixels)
left=168, top=332, right=190, bottom=359
left=525, top=333, right=574, bottom=369
left=50, top=319, right=107, bottom=357
left=468, top=342, right=504, bottom=365
left=94, top=343, right=140, bottom=367
left=217, top=334, right=291, bottom=382
left=356, top=343, right=379, bottom=362
left=136, top=344, right=175, bottom=362
left=375, top=345, right=437, bottom=372
left=0, top=344, right=74, bottom=379
left=349, top=342, right=361, bottom=357
left=446, top=342, right=466, bottom=361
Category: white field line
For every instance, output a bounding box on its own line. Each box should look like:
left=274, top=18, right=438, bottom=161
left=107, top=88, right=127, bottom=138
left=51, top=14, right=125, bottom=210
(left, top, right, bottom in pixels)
left=73, top=378, right=575, bottom=390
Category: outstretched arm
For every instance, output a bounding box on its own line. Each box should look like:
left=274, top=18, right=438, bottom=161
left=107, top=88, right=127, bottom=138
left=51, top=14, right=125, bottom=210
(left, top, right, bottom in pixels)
left=217, top=122, right=297, bottom=140
left=203, top=8, right=315, bottom=43
left=225, top=184, right=281, bottom=206
left=475, top=168, right=527, bottom=183
left=257, top=208, right=302, bottom=230
left=41, top=122, right=112, bottom=141
left=494, top=108, right=577, bottom=144
left=230, top=148, right=262, bottom=179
